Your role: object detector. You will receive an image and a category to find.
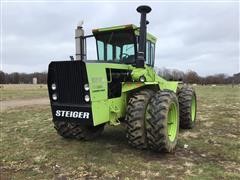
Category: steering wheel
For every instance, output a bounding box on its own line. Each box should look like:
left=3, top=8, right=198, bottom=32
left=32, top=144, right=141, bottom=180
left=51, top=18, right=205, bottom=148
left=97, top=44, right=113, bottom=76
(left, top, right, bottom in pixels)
left=122, top=53, right=129, bottom=60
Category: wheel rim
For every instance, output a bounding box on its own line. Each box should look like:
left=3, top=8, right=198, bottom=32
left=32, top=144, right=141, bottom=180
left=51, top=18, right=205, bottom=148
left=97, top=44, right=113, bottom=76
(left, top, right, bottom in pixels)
left=191, top=95, right=196, bottom=122
left=167, top=103, right=178, bottom=142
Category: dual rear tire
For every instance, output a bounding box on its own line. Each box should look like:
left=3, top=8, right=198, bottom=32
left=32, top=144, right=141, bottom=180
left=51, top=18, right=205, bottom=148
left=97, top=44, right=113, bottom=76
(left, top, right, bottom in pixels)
left=146, top=90, right=179, bottom=152
left=126, top=86, right=197, bottom=152
left=178, top=86, right=197, bottom=129
left=126, top=89, right=179, bottom=152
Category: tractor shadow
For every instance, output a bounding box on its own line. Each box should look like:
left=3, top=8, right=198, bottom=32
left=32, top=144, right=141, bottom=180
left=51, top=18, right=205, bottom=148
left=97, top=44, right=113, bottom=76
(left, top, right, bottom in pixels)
left=91, top=125, right=191, bottom=162
left=97, top=125, right=129, bottom=149
left=56, top=124, right=200, bottom=164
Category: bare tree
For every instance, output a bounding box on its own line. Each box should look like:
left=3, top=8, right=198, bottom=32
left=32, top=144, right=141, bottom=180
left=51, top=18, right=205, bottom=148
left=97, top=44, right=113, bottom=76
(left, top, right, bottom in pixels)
left=184, top=70, right=200, bottom=84
left=0, top=71, right=6, bottom=84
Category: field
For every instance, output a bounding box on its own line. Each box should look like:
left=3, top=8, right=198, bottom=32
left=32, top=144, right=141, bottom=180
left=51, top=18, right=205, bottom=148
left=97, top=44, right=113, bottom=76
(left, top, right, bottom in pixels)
left=1, top=85, right=240, bottom=179
left=0, top=84, right=48, bottom=101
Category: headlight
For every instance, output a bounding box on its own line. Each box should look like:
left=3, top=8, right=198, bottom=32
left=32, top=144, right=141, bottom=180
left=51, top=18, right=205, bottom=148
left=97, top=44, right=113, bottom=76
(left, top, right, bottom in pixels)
left=84, top=84, right=89, bottom=91
left=51, top=83, right=56, bottom=90
left=139, top=76, right=146, bottom=82
left=84, top=95, right=90, bottom=102
left=52, top=93, right=57, bottom=101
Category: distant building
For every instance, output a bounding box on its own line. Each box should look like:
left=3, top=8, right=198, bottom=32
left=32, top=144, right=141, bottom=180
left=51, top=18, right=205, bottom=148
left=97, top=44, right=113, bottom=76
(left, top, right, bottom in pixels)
left=233, top=73, right=240, bottom=84
left=33, top=77, right=37, bottom=84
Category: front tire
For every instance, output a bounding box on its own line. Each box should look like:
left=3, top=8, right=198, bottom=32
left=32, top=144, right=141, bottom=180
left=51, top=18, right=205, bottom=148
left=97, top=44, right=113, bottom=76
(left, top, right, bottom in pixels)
left=53, top=121, right=105, bottom=140
left=146, top=90, right=179, bottom=152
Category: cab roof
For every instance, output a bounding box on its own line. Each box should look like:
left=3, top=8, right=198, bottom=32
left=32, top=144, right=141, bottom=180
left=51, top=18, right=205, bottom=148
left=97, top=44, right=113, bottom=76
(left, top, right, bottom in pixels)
left=92, top=24, right=157, bottom=43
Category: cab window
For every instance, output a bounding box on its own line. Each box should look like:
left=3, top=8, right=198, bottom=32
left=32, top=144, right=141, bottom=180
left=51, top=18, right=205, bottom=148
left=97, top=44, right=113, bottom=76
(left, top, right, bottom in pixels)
left=97, top=40, right=104, bottom=60
left=151, top=42, right=155, bottom=66
left=116, top=46, right=121, bottom=61
left=145, top=40, right=155, bottom=67
left=95, top=30, right=136, bottom=63
left=146, top=41, right=151, bottom=65
left=107, top=44, right=113, bottom=60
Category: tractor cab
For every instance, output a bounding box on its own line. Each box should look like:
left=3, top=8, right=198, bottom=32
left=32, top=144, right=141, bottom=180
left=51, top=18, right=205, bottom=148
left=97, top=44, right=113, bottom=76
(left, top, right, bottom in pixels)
left=92, top=24, right=156, bottom=67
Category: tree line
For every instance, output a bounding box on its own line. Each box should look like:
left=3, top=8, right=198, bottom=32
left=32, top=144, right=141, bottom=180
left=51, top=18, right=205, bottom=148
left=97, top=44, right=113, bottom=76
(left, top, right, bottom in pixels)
left=0, top=69, right=239, bottom=84
left=0, top=71, right=47, bottom=84
left=156, top=68, right=240, bottom=85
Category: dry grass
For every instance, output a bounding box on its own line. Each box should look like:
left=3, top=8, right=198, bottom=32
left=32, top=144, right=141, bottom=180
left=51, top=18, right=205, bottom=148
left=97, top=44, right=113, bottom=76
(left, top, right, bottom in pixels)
left=0, top=84, right=47, bottom=101
left=0, top=85, right=240, bottom=179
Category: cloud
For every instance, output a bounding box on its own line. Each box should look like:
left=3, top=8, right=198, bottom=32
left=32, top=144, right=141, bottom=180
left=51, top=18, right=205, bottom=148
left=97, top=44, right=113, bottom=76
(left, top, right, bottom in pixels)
left=1, top=2, right=239, bottom=76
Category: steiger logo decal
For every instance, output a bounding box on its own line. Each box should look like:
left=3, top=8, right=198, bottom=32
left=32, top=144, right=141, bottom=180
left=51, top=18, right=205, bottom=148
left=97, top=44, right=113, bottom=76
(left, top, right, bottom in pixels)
left=55, top=110, right=90, bottom=119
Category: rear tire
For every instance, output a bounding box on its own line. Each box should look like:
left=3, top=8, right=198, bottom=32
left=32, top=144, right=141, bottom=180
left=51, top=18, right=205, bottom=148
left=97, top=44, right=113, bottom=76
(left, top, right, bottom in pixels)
left=53, top=121, right=105, bottom=140
left=178, top=86, right=197, bottom=129
left=125, top=89, right=154, bottom=149
left=146, top=90, right=179, bottom=152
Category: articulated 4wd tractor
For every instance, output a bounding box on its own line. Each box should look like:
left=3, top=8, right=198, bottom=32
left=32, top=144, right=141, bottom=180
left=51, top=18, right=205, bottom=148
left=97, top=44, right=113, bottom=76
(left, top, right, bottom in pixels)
left=47, top=5, right=197, bottom=152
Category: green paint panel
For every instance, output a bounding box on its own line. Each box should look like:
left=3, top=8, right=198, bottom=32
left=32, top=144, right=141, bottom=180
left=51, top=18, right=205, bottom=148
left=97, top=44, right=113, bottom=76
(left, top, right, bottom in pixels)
left=91, top=100, right=109, bottom=126
left=122, top=82, right=145, bottom=92
left=93, top=24, right=132, bottom=32
left=86, top=62, right=130, bottom=102
left=86, top=62, right=130, bottom=126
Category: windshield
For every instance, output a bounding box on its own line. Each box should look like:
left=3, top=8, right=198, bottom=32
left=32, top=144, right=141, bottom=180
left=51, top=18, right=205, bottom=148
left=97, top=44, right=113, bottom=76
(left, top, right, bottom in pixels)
left=95, top=30, right=136, bottom=64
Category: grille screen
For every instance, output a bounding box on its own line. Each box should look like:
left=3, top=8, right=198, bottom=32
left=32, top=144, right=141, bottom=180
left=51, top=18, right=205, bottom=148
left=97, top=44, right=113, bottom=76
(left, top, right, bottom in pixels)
left=48, top=61, right=88, bottom=104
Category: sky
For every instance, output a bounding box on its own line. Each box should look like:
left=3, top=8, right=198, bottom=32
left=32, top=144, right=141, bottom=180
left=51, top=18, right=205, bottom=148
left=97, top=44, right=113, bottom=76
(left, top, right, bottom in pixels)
left=1, top=1, right=239, bottom=76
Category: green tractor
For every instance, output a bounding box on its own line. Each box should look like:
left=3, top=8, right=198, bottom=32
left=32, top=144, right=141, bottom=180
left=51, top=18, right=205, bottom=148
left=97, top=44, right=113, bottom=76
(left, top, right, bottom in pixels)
left=47, top=5, right=197, bottom=152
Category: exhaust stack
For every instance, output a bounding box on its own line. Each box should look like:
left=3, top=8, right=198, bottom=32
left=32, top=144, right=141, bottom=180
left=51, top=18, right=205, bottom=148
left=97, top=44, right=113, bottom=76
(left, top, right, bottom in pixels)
left=136, top=5, right=151, bottom=68
left=75, top=21, right=85, bottom=61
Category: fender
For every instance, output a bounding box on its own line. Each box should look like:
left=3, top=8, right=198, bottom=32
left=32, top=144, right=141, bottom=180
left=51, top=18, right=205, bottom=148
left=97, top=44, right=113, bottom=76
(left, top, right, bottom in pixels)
left=122, top=81, right=178, bottom=93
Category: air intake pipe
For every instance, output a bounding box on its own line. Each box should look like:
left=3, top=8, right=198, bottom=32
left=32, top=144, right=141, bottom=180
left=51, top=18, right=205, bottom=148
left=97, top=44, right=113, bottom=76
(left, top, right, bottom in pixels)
left=136, top=5, right=151, bottom=68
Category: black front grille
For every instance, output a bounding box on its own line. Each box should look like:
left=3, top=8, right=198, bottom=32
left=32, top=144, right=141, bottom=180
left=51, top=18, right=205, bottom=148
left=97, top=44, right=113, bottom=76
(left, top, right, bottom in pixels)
left=48, top=61, right=88, bottom=104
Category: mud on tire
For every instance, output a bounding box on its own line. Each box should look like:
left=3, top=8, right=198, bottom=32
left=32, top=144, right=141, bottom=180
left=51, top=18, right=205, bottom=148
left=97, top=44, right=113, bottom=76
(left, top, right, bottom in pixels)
left=178, top=86, right=197, bottom=129
left=125, top=89, right=154, bottom=149
left=146, top=90, right=179, bottom=152
left=53, top=121, right=105, bottom=140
